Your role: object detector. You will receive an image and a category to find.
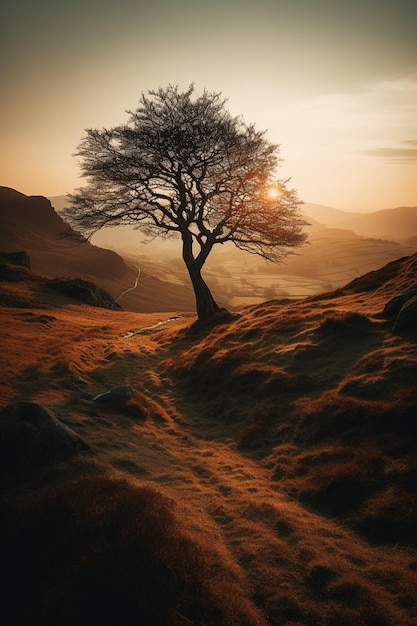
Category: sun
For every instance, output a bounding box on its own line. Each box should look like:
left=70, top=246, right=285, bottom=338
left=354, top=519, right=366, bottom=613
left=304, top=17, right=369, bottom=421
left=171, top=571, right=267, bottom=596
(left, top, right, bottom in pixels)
left=267, top=186, right=280, bottom=200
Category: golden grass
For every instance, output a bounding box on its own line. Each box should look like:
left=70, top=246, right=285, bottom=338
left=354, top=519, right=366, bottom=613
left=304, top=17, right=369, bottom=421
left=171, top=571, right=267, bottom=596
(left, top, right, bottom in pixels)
left=1, top=475, right=262, bottom=626
left=1, top=254, right=417, bottom=625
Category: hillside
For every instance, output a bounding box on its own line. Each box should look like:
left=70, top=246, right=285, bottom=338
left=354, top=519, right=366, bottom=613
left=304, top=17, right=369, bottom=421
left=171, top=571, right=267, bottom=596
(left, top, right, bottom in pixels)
left=303, top=202, right=417, bottom=241
left=341, top=206, right=417, bottom=241
left=0, top=187, right=198, bottom=313
left=302, top=202, right=363, bottom=224
left=0, top=187, right=126, bottom=280
left=1, top=251, right=416, bottom=625
left=48, top=194, right=417, bottom=304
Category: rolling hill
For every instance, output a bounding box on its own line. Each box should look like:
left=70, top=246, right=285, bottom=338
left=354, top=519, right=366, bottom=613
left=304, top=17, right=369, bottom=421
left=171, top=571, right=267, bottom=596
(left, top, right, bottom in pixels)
left=1, top=242, right=416, bottom=624
left=340, top=206, right=417, bottom=241
left=0, top=187, right=198, bottom=313
left=48, top=194, right=417, bottom=305
left=303, top=202, right=417, bottom=241
left=0, top=187, right=127, bottom=281
left=302, top=202, right=363, bottom=225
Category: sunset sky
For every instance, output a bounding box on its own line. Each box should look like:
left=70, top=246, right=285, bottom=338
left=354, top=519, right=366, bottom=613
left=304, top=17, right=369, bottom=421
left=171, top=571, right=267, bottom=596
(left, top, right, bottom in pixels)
left=1, top=0, right=416, bottom=211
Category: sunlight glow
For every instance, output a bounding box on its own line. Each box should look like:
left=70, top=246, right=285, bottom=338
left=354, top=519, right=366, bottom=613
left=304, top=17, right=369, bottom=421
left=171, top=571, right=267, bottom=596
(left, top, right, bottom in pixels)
left=267, top=186, right=281, bottom=200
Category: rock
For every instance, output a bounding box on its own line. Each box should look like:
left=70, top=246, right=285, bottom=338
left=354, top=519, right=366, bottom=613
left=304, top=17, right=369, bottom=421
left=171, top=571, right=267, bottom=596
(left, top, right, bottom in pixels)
left=393, top=295, right=417, bottom=332
left=0, top=401, right=89, bottom=474
left=382, top=284, right=417, bottom=318
left=0, top=250, right=30, bottom=268
left=92, top=385, right=134, bottom=404
left=47, top=277, right=122, bottom=310
left=0, top=259, right=34, bottom=282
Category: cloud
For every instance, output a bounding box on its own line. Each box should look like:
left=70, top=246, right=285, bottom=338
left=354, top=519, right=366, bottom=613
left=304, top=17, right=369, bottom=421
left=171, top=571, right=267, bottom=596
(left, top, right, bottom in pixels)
left=269, top=74, right=417, bottom=162
left=294, top=75, right=417, bottom=131
left=361, top=140, right=417, bottom=162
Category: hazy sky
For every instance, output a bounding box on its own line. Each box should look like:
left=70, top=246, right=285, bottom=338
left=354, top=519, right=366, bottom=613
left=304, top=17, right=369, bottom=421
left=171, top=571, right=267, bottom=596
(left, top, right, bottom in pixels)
left=1, top=0, right=416, bottom=210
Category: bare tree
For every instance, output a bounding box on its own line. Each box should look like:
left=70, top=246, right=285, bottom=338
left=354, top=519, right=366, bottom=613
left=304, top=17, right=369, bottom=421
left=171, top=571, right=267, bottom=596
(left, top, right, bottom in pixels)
left=64, top=85, right=307, bottom=322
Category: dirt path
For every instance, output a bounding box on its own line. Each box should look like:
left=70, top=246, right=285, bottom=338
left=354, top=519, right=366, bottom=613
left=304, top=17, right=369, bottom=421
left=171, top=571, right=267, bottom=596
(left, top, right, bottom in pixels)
left=77, top=323, right=416, bottom=625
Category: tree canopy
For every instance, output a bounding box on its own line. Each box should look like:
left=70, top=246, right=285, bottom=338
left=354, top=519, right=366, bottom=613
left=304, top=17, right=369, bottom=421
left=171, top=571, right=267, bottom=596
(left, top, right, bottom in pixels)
left=64, top=85, right=307, bottom=321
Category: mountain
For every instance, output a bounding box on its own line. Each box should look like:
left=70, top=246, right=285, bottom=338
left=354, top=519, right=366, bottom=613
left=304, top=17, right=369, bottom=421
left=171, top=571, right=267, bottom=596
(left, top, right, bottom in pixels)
left=302, top=202, right=363, bottom=224
left=1, top=251, right=416, bottom=626
left=51, top=196, right=417, bottom=241
left=303, top=202, right=417, bottom=241
left=0, top=186, right=126, bottom=280
left=11, top=189, right=415, bottom=310
left=47, top=194, right=69, bottom=212
left=47, top=194, right=417, bottom=304
left=0, top=187, right=197, bottom=313
left=341, top=206, right=417, bottom=241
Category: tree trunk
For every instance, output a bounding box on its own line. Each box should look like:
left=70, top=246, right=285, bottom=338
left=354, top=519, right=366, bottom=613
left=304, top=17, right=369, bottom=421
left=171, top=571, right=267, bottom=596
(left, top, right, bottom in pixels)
left=181, top=233, right=220, bottom=322
left=187, top=261, right=221, bottom=321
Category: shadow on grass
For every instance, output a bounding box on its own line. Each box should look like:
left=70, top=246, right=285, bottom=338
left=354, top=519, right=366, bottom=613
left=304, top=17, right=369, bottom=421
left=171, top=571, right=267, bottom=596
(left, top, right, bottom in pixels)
left=0, top=475, right=261, bottom=626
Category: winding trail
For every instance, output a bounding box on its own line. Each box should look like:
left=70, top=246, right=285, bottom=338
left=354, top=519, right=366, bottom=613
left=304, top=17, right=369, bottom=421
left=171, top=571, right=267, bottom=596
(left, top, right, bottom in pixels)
left=115, top=266, right=156, bottom=303
left=82, top=324, right=416, bottom=625
left=32, top=308, right=416, bottom=626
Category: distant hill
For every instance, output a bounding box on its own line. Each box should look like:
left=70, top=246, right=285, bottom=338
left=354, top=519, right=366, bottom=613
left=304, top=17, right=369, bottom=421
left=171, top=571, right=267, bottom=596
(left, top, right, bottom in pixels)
left=302, top=202, right=363, bottom=225
left=340, top=206, right=417, bottom=241
left=303, top=202, right=417, bottom=241
left=0, top=187, right=198, bottom=313
left=0, top=187, right=126, bottom=280
left=45, top=192, right=417, bottom=304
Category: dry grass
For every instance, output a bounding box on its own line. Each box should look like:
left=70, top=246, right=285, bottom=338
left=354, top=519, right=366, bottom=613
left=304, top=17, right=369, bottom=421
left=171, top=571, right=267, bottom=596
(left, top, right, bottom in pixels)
left=1, top=253, right=417, bottom=625
left=1, top=475, right=261, bottom=626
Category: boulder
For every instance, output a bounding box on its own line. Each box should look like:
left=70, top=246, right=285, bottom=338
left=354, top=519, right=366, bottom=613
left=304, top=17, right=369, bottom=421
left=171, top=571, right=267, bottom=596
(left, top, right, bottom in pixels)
left=0, top=250, right=30, bottom=268
left=0, top=401, right=89, bottom=474
left=0, top=259, right=34, bottom=282
left=47, top=277, right=122, bottom=310
left=382, top=284, right=417, bottom=318
left=393, top=295, right=417, bottom=332
left=92, top=385, right=134, bottom=404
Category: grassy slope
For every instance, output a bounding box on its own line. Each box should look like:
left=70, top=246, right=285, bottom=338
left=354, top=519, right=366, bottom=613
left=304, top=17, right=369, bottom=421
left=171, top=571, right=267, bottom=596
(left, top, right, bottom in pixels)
left=2, top=189, right=416, bottom=310
left=1, top=254, right=416, bottom=625
left=0, top=188, right=198, bottom=313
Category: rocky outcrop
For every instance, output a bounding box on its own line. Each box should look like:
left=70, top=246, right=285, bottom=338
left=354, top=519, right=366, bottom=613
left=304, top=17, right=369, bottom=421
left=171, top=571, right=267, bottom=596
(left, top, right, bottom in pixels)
left=92, top=385, right=135, bottom=403
left=382, top=284, right=417, bottom=318
left=47, top=277, right=121, bottom=310
left=393, top=295, right=417, bottom=332
left=382, top=284, right=417, bottom=332
left=0, top=258, right=34, bottom=282
left=0, top=250, right=30, bottom=268
left=0, top=257, right=122, bottom=309
left=0, top=401, right=89, bottom=474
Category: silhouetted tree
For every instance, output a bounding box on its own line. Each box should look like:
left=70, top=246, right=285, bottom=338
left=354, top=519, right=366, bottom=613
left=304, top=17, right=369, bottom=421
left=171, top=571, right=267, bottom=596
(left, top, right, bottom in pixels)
left=64, top=85, right=307, bottom=322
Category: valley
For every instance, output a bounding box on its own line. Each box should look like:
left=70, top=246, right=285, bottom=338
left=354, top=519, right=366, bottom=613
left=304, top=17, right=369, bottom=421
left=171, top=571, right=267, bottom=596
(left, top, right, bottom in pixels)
left=1, top=187, right=416, bottom=625
left=1, top=250, right=416, bottom=625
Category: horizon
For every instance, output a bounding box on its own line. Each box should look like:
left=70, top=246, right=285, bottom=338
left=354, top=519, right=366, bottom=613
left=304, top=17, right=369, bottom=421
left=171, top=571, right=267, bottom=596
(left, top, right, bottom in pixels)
left=2, top=183, right=416, bottom=309
left=47, top=192, right=417, bottom=216
left=1, top=0, right=416, bottom=211
left=3, top=186, right=416, bottom=214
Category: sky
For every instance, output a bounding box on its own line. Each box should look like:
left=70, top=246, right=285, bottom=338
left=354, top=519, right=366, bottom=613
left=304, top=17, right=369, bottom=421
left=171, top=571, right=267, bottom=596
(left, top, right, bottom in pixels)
left=1, top=0, right=416, bottom=211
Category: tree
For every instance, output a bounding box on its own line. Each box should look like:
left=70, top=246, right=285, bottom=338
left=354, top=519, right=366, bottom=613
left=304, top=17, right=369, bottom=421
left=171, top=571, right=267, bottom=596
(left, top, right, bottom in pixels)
left=64, top=85, right=307, bottom=322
